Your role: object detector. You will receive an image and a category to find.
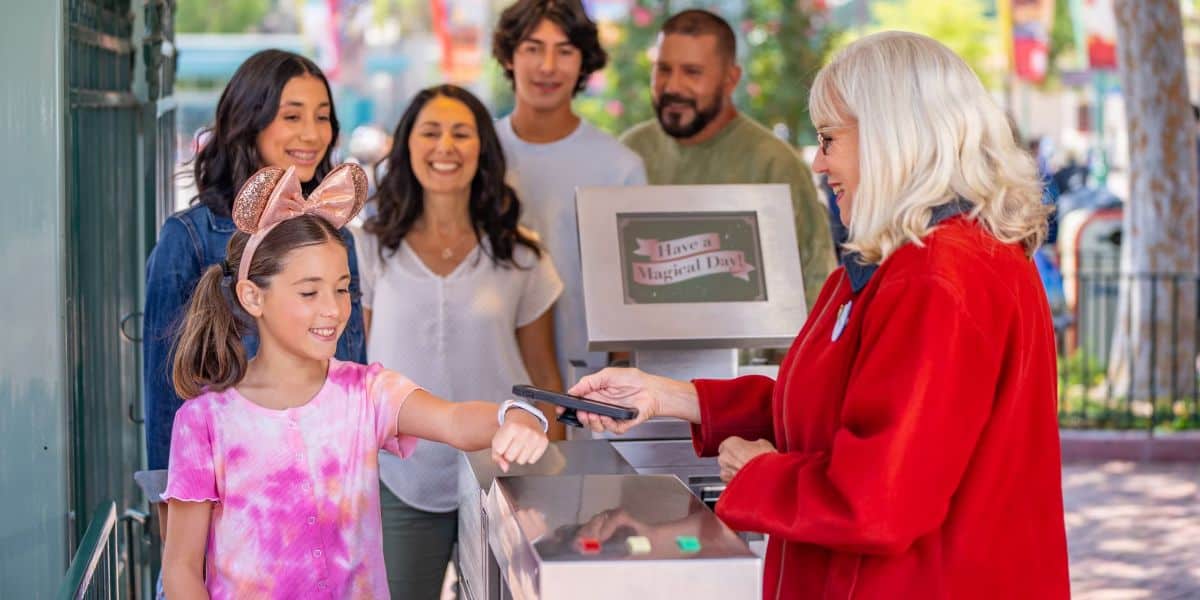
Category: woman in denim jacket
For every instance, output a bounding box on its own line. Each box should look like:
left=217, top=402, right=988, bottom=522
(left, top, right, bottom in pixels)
left=143, top=49, right=367, bottom=485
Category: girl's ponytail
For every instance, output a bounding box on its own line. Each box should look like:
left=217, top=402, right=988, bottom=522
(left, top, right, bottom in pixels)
left=171, top=261, right=247, bottom=399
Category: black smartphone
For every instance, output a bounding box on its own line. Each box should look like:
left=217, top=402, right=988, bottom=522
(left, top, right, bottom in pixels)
left=511, top=384, right=639, bottom=427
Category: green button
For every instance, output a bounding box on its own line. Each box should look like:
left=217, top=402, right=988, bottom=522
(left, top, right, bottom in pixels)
left=675, top=535, right=701, bottom=553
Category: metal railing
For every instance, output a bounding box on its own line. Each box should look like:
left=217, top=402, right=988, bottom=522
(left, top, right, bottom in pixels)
left=57, top=501, right=152, bottom=600
left=58, top=502, right=118, bottom=600
left=1056, top=258, right=1200, bottom=433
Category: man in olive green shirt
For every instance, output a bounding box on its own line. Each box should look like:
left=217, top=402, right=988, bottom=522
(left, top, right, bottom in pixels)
left=620, top=9, right=835, bottom=308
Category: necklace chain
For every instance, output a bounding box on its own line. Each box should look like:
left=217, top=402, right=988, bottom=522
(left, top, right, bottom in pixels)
left=436, top=231, right=473, bottom=261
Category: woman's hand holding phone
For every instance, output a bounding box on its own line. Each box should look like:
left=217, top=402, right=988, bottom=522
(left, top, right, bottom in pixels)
left=566, top=368, right=700, bottom=435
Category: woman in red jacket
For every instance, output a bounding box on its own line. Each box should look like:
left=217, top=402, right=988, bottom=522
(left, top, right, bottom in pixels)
left=569, top=31, right=1070, bottom=599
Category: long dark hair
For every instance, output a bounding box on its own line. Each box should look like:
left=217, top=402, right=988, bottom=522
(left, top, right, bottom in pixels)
left=365, top=84, right=540, bottom=267
left=190, top=49, right=341, bottom=217
left=172, top=215, right=346, bottom=399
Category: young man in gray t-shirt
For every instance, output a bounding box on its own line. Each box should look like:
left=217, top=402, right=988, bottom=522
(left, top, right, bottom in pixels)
left=492, top=0, right=647, bottom=393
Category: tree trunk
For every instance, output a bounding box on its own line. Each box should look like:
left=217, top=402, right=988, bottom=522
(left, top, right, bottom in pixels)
left=1108, top=0, right=1198, bottom=422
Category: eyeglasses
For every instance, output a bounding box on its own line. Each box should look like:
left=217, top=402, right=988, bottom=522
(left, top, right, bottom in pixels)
left=816, top=125, right=852, bottom=156
left=816, top=131, right=836, bottom=156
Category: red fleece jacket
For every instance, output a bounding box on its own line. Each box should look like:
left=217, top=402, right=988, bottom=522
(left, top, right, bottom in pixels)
left=691, top=217, right=1069, bottom=599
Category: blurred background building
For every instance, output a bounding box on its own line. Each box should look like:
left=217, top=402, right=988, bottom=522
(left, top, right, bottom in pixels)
left=165, top=0, right=1200, bottom=211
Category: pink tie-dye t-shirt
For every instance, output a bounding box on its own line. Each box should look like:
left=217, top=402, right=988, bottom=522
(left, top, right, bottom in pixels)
left=163, top=359, right=420, bottom=599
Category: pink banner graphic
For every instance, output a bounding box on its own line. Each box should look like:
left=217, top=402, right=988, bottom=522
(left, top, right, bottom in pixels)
left=632, top=249, right=756, bottom=285
left=634, top=233, right=722, bottom=262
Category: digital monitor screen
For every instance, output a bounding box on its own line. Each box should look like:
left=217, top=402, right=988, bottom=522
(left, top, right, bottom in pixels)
left=616, top=211, right=768, bottom=304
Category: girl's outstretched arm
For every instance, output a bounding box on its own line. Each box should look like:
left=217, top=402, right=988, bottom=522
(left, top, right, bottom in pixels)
left=162, top=499, right=212, bottom=599
left=396, top=390, right=548, bottom=471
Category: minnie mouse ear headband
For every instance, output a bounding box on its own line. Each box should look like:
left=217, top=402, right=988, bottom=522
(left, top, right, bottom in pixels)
left=232, top=163, right=367, bottom=282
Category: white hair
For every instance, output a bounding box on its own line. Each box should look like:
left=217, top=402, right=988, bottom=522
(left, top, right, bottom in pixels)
left=810, top=31, right=1048, bottom=264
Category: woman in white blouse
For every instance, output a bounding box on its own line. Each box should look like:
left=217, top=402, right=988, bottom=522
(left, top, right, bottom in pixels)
left=355, top=84, right=564, bottom=599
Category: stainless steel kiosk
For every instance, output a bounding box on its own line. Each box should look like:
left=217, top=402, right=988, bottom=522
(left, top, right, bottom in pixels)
left=457, top=184, right=805, bottom=598
left=573, top=184, right=808, bottom=478
left=457, top=441, right=637, bottom=600
left=486, top=474, right=761, bottom=600
left=459, top=442, right=762, bottom=600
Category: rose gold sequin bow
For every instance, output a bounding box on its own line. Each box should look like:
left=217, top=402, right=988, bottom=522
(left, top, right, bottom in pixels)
left=232, top=163, right=367, bottom=282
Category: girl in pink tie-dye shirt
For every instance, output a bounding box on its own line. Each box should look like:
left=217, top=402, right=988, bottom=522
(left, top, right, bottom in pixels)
left=161, top=165, right=549, bottom=599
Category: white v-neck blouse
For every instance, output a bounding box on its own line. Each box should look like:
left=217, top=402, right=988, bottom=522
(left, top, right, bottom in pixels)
left=352, top=228, right=563, bottom=511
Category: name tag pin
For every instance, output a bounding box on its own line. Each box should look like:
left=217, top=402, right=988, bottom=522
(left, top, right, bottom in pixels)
left=832, top=300, right=852, bottom=342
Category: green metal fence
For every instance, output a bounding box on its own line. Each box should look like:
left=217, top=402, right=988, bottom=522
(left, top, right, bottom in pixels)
left=66, top=0, right=142, bottom=541
left=1057, top=254, right=1200, bottom=432
left=57, top=502, right=119, bottom=600
left=57, top=500, right=153, bottom=600
left=64, top=0, right=176, bottom=595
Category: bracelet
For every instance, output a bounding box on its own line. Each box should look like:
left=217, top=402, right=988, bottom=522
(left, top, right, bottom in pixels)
left=498, top=399, right=549, bottom=433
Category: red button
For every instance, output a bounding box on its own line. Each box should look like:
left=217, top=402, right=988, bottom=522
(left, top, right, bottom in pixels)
left=577, top=537, right=601, bottom=554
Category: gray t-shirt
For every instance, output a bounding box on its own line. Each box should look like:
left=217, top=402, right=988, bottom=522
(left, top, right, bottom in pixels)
left=497, top=116, right=647, bottom=378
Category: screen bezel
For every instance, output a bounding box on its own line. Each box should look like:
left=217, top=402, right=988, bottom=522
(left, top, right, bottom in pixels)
left=577, top=184, right=808, bottom=351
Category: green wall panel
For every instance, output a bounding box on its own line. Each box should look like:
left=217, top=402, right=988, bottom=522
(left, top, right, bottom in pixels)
left=0, top=0, right=70, bottom=597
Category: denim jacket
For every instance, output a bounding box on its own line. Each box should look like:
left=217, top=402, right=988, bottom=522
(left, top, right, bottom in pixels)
left=142, top=204, right=366, bottom=470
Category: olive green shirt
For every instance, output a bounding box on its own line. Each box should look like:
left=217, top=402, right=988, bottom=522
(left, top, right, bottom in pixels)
left=619, top=113, right=836, bottom=308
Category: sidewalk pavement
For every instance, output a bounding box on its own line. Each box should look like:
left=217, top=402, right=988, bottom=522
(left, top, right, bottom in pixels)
left=1065, top=461, right=1200, bottom=599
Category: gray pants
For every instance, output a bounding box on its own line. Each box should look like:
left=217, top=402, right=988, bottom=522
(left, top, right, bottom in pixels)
left=381, top=484, right=458, bottom=600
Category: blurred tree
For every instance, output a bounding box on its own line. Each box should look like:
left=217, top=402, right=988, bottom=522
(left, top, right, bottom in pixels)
left=738, top=0, right=840, bottom=144
left=574, top=0, right=665, bottom=135
left=573, top=0, right=837, bottom=142
left=1107, top=0, right=1198, bottom=409
left=842, top=0, right=998, bottom=89
left=1042, top=0, right=1079, bottom=88
left=176, top=0, right=271, bottom=33
left=371, top=0, right=431, bottom=34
